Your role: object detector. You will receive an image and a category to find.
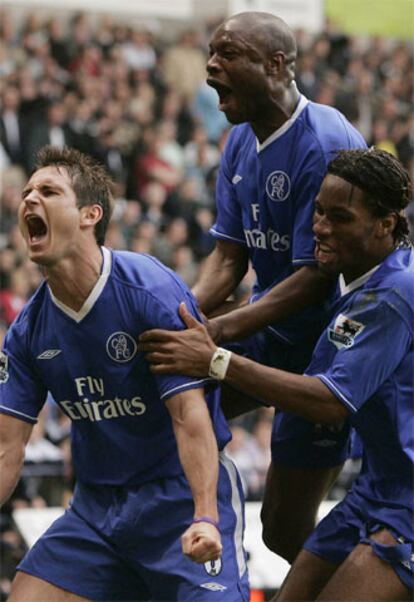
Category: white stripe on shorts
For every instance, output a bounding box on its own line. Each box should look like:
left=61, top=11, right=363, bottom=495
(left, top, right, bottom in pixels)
left=219, top=451, right=247, bottom=578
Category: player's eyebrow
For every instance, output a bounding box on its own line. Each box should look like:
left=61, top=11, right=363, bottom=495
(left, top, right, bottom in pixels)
left=21, top=180, right=65, bottom=199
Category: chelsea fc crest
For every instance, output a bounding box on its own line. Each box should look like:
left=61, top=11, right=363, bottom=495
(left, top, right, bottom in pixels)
left=204, top=558, right=223, bottom=576
left=106, top=332, right=137, bottom=363
left=266, top=170, right=291, bottom=202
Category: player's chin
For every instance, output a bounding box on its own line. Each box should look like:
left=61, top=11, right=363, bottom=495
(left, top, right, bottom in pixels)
left=317, top=259, right=341, bottom=276
left=222, top=105, right=246, bottom=125
left=27, top=249, right=51, bottom=266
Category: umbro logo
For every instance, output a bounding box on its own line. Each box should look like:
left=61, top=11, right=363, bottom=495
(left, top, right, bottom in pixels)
left=200, top=582, right=227, bottom=592
left=37, top=350, right=62, bottom=360
left=232, top=174, right=242, bottom=184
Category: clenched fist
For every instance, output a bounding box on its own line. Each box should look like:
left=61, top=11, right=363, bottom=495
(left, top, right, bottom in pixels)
left=181, top=521, right=222, bottom=564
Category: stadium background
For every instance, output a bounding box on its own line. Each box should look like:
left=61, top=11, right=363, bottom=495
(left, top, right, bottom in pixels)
left=0, top=0, right=413, bottom=599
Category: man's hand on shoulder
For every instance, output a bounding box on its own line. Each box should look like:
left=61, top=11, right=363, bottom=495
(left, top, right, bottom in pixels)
left=138, top=303, right=217, bottom=376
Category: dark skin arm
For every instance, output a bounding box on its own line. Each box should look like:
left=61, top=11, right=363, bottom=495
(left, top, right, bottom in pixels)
left=209, top=265, right=334, bottom=344
left=193, top=238, right=334, bottom=343
left=192, top=239, right=249, bottom=315
left=139, top=304, right=349, bottom=426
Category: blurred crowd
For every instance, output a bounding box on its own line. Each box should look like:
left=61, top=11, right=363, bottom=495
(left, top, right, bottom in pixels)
left=0, top=8, right=413, bottom=597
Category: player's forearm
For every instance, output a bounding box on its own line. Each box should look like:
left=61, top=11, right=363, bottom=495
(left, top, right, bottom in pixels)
left=225, top=353, right=348, bottom=424
left=0, top=446, right=25, bottom=507
left=0, top=416, right=32, bottom=508
left=171, top=403, right=219, bottom=520
left=192, top=244, right=248, bottom=314
left=212, top=265, right=334, bottom=343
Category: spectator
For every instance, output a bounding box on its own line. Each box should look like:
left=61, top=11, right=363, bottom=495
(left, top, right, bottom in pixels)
left=25, top=100, right=75, bottom=171
left=191, top=81, right=229, bottom=143
left=0, top=86, right=26, bottom=168
left=163, top=29, right=206, bottom=102
left=120, top=27, right=157, bottom=72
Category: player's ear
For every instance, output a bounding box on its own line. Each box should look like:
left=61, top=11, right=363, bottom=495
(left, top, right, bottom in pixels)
left=376, top=213, right=398, bottom=239
left=79, top=204, right=103, bottom=227
left=266, top=51, right=284, bottom=75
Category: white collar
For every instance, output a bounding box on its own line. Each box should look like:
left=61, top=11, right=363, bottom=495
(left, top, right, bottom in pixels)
left=339, top=263, right=380, bottom=296
left=49, top=246, right=111, bottom=323
left=256, top=87, right=309, bottom=153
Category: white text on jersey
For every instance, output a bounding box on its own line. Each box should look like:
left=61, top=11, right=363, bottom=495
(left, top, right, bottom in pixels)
left=60, top=376, right=146, bottom=422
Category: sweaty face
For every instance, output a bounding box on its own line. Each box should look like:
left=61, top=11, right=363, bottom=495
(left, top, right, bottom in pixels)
left=206, top=21, right=271, bottom=124
left=19, top=166, right=81, bottom=267
left=313, top=175, right=382, bottom=284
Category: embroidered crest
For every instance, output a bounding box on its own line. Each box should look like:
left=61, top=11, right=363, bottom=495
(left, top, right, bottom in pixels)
left=204, top=558, right=223, bottom=576
left=265, top=170, right=291, bottom=201
left=106, top=332, right=137, bottom=363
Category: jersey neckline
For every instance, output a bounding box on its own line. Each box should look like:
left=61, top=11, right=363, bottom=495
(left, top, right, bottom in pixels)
left=256, top=90, right=309, bottom=153
left=48, top=246, right=111, bottom=323
left=339, top=263, right=380, bottom=296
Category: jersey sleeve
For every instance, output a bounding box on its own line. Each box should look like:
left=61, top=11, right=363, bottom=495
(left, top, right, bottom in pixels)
left=290, top=158, right=325, bottom=267
left=0, top=326, right=47, bottom=424
left=316, top=291, right=413, bottom=413
left=141, top=285, right=215, bottom=401
left=209, top=135, right=246, bottom=244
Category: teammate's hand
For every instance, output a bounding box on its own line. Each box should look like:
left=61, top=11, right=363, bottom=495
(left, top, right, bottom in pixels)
left=181, top=521, right=222, bottom=564
left=138, top=303, right=217, bottom=376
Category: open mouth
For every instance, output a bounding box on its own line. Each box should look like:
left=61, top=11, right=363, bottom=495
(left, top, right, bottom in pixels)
left=315, top=241, right=335, bottom=264
left=26, top=214, right=48, bottom=244
left=207, top=78, right=233, bottom=109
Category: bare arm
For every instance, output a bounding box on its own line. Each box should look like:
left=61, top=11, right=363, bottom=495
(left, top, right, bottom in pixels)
left=224, top=353, right=349, bottom=425
left=192, top=239, right=249, bottom=314
left=211, top=265, right=335, bottom=343
left=141, top=305, right=349, bottom=426
left=165, top=388, right=222, bottom=563
left=0, top=414, right=33, bottom=507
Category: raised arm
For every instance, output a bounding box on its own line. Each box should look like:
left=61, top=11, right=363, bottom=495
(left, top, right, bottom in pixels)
left=0, top=414, right=34, bottom=507
left=165, top=388, right=222, bottom=563
left=210, top=265, right=334, bottom=343
left=192, top=239, right=249, bottom=315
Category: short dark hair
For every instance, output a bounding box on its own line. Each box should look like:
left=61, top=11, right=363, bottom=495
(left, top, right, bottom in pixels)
left=34, top=146, right=114, bottom=245
left=328, top=148, right=412, bottom=246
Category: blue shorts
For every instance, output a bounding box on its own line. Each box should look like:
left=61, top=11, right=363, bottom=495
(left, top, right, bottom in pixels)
left=304, top=491, right=413, bottom=590
left=227, top=330, right=350, bottom=468
left=18, top=453, right=249, bottom=601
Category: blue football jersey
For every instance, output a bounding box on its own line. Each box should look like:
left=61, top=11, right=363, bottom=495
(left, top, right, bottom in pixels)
left=306, top=248, right=414, bottom=538
left=0, top=248, right=231, bottom=486
left=211, top=95, right=366, bottom=344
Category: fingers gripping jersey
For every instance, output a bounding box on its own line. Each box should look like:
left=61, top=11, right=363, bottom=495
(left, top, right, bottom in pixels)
left=0, top=248, right=231, bottom=486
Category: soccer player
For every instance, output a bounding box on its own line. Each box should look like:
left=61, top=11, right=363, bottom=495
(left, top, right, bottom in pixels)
left=172, top=11, right=367, bottom=562
left=139, top=148, right=413, bottom=601
left=0, top=147, right=249, bottom=602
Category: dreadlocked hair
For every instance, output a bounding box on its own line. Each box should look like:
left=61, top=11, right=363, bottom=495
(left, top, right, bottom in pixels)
left=328, top=148, right=412, bottom=247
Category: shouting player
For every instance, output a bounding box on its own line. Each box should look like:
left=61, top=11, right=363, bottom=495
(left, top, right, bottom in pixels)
left=140, top=148, right=413, bottom=601
left=0, top=147, right=249, bottom=602
left=164, top=11, right=367, bottom=562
